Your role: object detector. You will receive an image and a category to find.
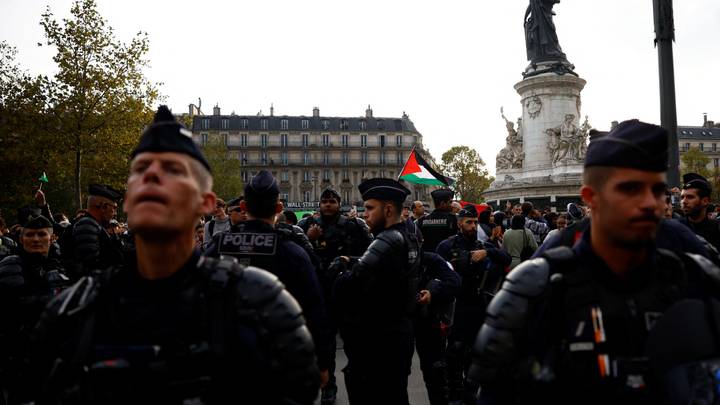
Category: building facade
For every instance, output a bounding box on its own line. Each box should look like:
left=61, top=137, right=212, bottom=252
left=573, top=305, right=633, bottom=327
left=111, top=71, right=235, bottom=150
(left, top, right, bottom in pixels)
left=678, top=115, right=720, bottom=172
left=191, top=105, right=432, bottom=210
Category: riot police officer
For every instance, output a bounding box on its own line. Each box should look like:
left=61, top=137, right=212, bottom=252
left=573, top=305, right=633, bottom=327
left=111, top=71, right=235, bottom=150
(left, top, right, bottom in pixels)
left=299, top=186, right=372, bottom=404
left=31, top=106, right=319, bottom=404
left=679, top=173, right=720, bottom=251
left=413, top=251, right=461, bottom=405
left=466, top=120, right=720, bottom=404
left=59, top=183, right=124, bottom=279
left=333, top=178, right=421, bottom=405
left=205, top=170, right=331, bottom=391
left=417, top=188, right=458, bottom=253
left=0, top=215, right=70, bottom=404
left=436, top=205, right=511, bottom=404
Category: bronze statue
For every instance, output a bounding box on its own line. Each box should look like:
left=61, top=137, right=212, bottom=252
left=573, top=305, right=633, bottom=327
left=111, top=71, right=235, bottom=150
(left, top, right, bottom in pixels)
left=524, top=0, right=567, bottom=63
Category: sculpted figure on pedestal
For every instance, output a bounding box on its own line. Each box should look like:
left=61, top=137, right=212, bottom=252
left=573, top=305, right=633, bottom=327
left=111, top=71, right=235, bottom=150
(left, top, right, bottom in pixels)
left=496, top=108, right=525, bottom=171
left=547, top=114, right=590, bottom=165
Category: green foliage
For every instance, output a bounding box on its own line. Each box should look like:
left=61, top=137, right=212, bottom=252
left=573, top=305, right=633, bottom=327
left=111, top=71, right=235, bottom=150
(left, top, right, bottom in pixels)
left=681, top=147, right=711, bottom=178
left=440, top=146, right=494, bottom=202
left=202, top=136, right=244, bottom=200
left=0, top=0, right=159, bottom=221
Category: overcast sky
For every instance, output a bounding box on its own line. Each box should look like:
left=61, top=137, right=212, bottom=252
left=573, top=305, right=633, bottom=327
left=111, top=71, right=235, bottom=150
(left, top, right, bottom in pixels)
left=2, top=0, right=719, bottom=175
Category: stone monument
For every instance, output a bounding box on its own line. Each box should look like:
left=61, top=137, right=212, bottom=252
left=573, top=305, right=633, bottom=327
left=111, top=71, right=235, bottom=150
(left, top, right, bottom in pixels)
left=483, top=0, right=591, bottom=210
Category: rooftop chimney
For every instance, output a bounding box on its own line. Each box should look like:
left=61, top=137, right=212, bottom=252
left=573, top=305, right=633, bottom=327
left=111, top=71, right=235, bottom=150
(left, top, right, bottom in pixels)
left=365, top=105, right=373, bottom=118
left=704, top=113, right=709, bottom=128
left=213, top=104, right=220, bottom=116
left=270, top=103, right=274, bottom=117
left=313, top=107, right=320, bottom=117
left=611, top=120, right=619, bottom=130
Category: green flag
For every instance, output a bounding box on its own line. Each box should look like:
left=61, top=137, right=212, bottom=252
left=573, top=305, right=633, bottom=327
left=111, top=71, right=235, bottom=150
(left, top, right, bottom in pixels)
left=38, top=172, right=49, bottom=183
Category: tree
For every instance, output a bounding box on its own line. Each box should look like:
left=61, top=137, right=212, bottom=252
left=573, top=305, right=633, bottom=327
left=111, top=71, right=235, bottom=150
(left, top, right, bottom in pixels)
left=440, top=146, right=494, bottom=202
left=681, top=147, right=711, bottom=178
left=38, top=0, right=159, bottom=209
left=202, top=136, right=244, bottom=200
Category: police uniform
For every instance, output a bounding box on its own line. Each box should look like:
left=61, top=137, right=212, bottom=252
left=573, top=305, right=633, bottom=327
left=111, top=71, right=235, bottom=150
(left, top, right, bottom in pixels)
left=59, top=184, right=124, bottom=280
left=435, top=205, right=511, bottom=403
left=412, top=251, right=461, bottom=405
left=31, top=107, right=319, bottom=404
left=333, top=178, right=421, bottom=405
left=0, top=215, right=70, bottom=404
left=299, top=187, right=372, bottom=405
left=678, top=173, right=720, bottom=252
left=465, top=120, right=720, bottom=404
left=205, top=171, right=332, bottom=384
left=416, top=188, right=458, bottom=253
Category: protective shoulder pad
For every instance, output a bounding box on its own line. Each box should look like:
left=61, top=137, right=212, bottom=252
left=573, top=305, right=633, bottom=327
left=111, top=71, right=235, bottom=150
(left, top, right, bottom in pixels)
left=235, top=265, right=287, bottom=306
left=541, top=246, right=575, bottom=263
left=74, top=216, right=101, bottom=233
left=503, top=257, right=551, bottom=298
left=0, top=255, right=24, bottom=288
left=377, top=229, right=405, bottom=249
left=685, top=252, right=720, bottom=287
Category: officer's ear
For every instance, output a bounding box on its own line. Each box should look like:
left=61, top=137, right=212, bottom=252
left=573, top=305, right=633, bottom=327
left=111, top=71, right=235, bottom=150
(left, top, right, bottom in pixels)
left=580, top=185, right=597, bottom=211
left=274, top=202, right=283, bottom=214
left=199, top=191, right=217, bottom=217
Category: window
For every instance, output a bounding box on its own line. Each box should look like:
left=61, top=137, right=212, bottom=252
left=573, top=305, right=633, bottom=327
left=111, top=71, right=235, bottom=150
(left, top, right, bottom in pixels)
left=304, top=151, right=310, bottom=165
left=700, top=143, right=704, bottom=151
left=241, top=152, right=247, bottom=165
left=302, top=134, right=309, bottom=147
left=221, top=118, right=229, bottom=130
left=342, top=170, right=349, bottom=180
left=359, top=120, right=366, bottom=131
left=261, top=134, right=268, bottom=148
left=261, top=152, right=268, bottom=165
left=303, top=171, right=310, bottom=182
left=340, top=119, right=348, bottom=130
left=380, top=135, right=385, bottom=147
left=323, top=151, right=329, bottom=165
left=714, top=143, right=717, bottom=152
left=323, top=169, right=330, bottom=180
left=240, top=119, right=248, bottom=129
left=304, top=191, right=311, bottom=202
left=281, top=134, right=288, bottom=147
left=379, top=170, right=385, bottom=178
left=396, top=135, right=403, bottom=147
left=684, top=143, right=690, bottom=151
left=302, top=119, right=310, bottom=129
left=377, top=120, right=385, bottom=130
left=379, top=151, right=386, bottom=165
left=280, top=119, right=288, bottom=130
left=281, top=151, right=288, bottom=165
left=397, top=151, right=403, bottom=164
left=342, top=152, right=349, bottom=166
left=241, top=134, right=248, bottom=147
left=241, top=171, right=248, bottom=183
left=321, top=120, right=330, bottom=130
left=323, top=134, right=330, bottom=147
left=281, top=171, right=289, bottom=181
left=715, top=158, right=719, bottom=168
left=361, top=134, right=367, bottom=148
left=202, top=118, right=210, bottom=129
left=261, top=119, right=268, bottom=130
left=361, top=151, right=368, bottom=166
left=342, top=134, right=349, bottom=147
left=201, top=133, right=208, bottom=145
left=280, top=193, right=289, bottom=202
left=344, top=190, right=350, bottom=202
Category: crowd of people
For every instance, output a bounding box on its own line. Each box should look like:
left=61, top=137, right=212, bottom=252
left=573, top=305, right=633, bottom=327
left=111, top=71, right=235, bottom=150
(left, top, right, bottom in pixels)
left=2, top=109, right=720, bottom=405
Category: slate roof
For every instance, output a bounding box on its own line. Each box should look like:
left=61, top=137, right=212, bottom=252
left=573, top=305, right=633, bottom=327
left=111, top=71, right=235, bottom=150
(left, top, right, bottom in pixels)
left=678, top=126, right=720, bottom=140
left=192, top=115, right=419, bottom=133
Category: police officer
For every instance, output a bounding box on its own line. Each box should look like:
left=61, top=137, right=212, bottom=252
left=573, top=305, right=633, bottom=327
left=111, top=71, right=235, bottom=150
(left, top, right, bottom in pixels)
left=466, top=120, right=720, bottom=404
left=30, top=106, right=319, bottom=404
left=59, top=183, right=124, bottom=279
left=435, top=205, right=511, bottom=404
left=417, top=188, right=458, bottom=253
left=300, top=186, right=372, bottom=404
left=333, top=178, right=421, bottom=405
left=0, top=215, right=70, bottom=404
left=413, top=251, right=461, bottom=405
left=205, top=170, right=332, bottom=392
left=679, top=173, right=720, bottom=251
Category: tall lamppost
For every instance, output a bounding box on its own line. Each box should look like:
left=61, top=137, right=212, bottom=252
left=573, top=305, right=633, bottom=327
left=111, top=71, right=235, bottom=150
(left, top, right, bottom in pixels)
left=653, top=0, right=679, bottom=187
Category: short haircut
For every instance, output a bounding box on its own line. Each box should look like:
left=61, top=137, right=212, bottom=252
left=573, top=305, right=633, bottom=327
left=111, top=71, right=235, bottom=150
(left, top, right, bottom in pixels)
left=510, top=214, right=526, bottom=230
left=189, top=159, right=213, bottom=193
left=583, top=166, right=616, bottom=190
left=521, top=202, right=533, bottom=216
left=385, top=200, right=403, bottom=217
left=283, top=210, right=298, bottom=225
left=246, top=194, right=278, bottom=219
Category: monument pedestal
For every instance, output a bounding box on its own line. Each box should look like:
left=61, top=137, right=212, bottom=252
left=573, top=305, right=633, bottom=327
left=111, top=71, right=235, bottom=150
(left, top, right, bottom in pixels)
left=484, top=71, right=589, bottom=210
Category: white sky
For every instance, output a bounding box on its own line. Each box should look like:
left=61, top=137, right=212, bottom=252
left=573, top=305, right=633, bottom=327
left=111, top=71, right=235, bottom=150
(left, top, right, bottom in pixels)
left=2, top=0, right=719, bottom=175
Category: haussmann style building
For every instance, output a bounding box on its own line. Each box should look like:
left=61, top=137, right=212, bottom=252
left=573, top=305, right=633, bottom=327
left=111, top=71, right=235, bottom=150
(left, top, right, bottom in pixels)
left=190, top=104, right=433, bottom=211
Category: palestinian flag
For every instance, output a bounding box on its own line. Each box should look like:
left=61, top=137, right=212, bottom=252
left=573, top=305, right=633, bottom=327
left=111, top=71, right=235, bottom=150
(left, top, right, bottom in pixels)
left=399, top=148, right=454, bottom=186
